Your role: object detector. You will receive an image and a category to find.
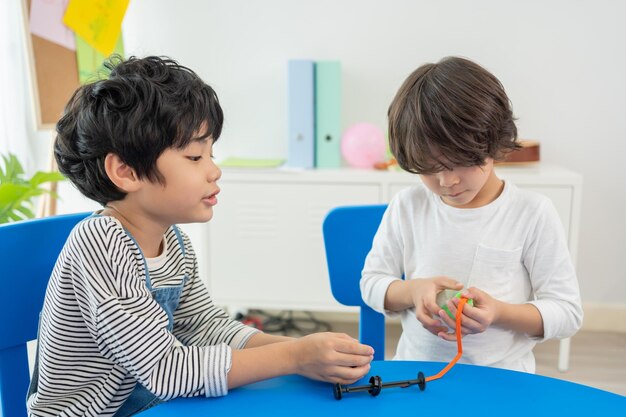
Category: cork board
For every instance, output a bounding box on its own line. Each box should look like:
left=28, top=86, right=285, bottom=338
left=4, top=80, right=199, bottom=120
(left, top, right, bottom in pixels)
left=23, top=0, right=80, bottom=129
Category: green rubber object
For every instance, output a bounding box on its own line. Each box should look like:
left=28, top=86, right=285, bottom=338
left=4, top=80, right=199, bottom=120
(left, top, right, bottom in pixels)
left=441, top=291, right=474, bottom=320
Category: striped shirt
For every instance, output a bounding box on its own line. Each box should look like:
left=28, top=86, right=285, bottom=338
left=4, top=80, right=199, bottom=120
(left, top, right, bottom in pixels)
left=27, top=215, right=258, bottom=417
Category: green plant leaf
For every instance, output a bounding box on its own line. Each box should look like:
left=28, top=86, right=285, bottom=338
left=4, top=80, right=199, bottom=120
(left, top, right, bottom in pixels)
left=0, top=154, right=25, bottom=183
left=15, top=204, right=35, bottom=219
left=30, top=171, right=66, bottom=186
left=0, top=152, right=66, bottom=224
left=8, top=210, right=23, bottom=222
left=0, top=187, right=40, bottom=221
left=0, top=183, right=32, bottom=205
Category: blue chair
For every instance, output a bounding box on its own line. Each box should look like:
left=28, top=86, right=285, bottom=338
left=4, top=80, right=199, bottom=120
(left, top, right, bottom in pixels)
left=322, top=205, right=388, bottom=361
left=0, top=212, right=90, bottom=417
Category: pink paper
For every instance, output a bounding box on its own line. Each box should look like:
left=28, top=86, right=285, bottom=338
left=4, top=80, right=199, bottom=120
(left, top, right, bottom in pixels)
left=29, top=0, right=76, bottom=50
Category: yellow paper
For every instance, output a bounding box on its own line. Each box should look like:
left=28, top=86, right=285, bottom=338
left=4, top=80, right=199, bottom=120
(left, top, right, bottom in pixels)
left=63, top=0, right=130, bottom=57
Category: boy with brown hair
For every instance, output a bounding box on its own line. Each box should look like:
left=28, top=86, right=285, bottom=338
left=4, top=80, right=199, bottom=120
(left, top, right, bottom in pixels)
left=361, top=56, right=582, bottom=372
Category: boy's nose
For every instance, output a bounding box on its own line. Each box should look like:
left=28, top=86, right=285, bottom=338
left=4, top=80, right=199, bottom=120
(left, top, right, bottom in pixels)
left=208, top=160, right=222, bottom=182
left=438, top=170, right=460, bottom=187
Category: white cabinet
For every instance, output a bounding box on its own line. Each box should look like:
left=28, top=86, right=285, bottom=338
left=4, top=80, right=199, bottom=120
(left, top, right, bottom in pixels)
left=206, top=164, right=582, bottom=312
left=208, top=180, right=380, bottom=310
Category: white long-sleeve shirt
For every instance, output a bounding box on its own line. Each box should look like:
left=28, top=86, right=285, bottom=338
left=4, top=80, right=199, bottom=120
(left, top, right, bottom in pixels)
left=27, top=215, right=258, bottom=417
left=360, top=181, right=583, bottom=373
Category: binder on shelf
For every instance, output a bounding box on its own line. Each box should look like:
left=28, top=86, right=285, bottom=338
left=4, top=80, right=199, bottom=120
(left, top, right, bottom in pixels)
left=287, top=60, right=315, bottom=169
left=315, top=61, right=342, bottom=168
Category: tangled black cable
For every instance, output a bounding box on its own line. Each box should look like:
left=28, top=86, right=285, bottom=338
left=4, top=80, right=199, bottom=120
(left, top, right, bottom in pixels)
left=242, top=309, right=332, bottom=336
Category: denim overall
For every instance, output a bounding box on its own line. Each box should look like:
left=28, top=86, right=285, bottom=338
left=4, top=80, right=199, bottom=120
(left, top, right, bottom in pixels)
left=28, top=225, right=188, bottom=417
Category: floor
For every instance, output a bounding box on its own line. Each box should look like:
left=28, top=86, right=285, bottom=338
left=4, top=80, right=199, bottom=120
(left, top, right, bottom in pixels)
left=329, top=322, right=626, bottom=397
left=533, top=330, right=626, bottom=396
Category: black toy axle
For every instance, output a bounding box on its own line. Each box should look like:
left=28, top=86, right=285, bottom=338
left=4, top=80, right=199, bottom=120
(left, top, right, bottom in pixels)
left=333, top=372, right=426, bottom=400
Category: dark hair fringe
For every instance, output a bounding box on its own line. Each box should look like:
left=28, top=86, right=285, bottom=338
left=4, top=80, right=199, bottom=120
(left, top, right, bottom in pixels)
left=388, top=56, right=519, bottom=174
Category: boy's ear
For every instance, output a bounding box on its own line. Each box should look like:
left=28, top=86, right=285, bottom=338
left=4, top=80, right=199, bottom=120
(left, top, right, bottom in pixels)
left=104, top=153, right=142, bottom=193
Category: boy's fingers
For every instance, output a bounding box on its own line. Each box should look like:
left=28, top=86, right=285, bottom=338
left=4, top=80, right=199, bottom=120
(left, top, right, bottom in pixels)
left=435, top=277, right=463, bottom=290
left=438, top=331, right=457, bottom=342
left=455, top=299, right=484, bottom=324
left=426, top=324, right=449, bottom=335
left=438, top=309, right=456, bottom=328
left=464, top=286, right=485, bottom=301
left=423, top=298, right=442, bottom=316
left=334, top=351, right=374, bottom=367
left=459, top=312, right=483, bottom=332
left=418, top=311, right=445, bottom=332
left=417, top=302, right=442, bottom=326
left=441, top=303, right=483, bottom=334
left=330, top=364, right=371, bottom=384
left=335, top=339, right=375, bottom=356
left=422, top=312, right=449, bottom=335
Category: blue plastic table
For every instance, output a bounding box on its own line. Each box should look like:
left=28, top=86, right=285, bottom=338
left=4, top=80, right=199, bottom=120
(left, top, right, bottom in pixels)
left=139, top=360, right=624, bottom=416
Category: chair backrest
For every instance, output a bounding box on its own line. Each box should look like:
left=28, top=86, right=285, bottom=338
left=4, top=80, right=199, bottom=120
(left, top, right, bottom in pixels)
left=0, top=212, right=90, bottom=417
left=322, top=205, right=387, bottom=360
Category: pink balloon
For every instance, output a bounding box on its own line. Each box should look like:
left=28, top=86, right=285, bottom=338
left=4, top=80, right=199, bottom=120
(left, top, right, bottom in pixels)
left=341, top=123, right=386, bottom=168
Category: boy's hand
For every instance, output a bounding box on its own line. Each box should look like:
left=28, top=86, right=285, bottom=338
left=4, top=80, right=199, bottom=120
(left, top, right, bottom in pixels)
left=292, top=332, right=374, bottom=384
left=436, top=286, right=502, bottom=341
left=409, top=277, right=463, bottom=336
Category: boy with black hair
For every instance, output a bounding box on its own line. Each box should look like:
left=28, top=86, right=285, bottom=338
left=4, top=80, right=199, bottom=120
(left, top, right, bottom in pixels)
left=28, top=56, right=373, bottom=417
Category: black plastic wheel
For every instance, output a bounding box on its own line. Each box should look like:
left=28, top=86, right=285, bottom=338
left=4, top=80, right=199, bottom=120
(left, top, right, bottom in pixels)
left=416, top=372, right=426, bottom=391
left=333, top=383, right=343, bottom=400
left=368, top=375, right=382, bottom=397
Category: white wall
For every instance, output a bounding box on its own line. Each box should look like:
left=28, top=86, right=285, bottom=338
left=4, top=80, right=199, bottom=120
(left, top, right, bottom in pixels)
left=24, top=0, right=626, bottom=307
